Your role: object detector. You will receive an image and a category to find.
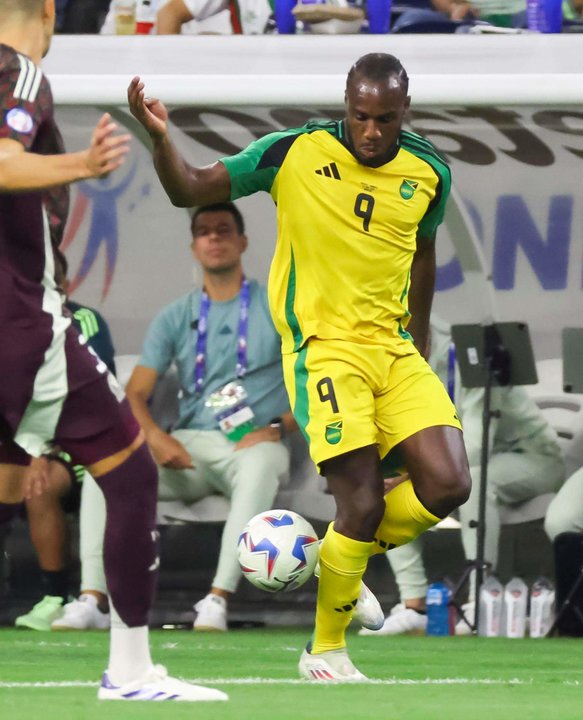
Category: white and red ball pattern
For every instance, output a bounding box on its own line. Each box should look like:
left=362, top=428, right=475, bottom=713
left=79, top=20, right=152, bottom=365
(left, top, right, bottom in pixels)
left=237, top=510, right=320, bottom=593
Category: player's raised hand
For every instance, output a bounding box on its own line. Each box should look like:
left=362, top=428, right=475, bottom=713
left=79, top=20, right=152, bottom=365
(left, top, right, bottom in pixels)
left=85, top=113, right=131, bottom=178
left=127, top=76, right=168, bottom=139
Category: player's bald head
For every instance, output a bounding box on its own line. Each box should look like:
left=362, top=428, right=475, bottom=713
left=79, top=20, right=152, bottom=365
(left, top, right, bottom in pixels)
left=346, top=53, right=409, bottom=95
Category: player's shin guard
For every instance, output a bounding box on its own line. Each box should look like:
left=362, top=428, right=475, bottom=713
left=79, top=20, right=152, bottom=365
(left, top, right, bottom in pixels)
left=312, top=523, right=373, bottom=653
left=95, top=443, right=158, bottom=628
left=370, top=479, right=440, bottom=555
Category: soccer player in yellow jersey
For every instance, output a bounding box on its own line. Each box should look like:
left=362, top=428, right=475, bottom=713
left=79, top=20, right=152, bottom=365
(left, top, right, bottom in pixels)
left=128, top=52, right=471, bottom=681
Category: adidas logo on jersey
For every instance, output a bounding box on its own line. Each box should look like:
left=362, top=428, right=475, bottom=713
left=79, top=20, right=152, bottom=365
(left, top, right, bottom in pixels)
left=315, top=162, right=341, bottom=180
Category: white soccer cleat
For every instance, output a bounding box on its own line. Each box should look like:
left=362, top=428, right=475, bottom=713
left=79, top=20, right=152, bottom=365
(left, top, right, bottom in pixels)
left=299, top=647, right=368, bottom=682
left=359, top=603, right=427, bottom=636
left=353, top=582, right=384, bottom=631
left=98, top=664, right=228, bottom=702
left=193, top=593, right=227, bottom=632
left=52, top=594, right=110, bottom=631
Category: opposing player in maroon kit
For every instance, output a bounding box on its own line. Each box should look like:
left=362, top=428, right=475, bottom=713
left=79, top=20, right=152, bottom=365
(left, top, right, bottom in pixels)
left=0, top=0, right=226, bottom=702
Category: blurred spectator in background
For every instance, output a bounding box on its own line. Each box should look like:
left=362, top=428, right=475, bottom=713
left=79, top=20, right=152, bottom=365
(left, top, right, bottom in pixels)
left=564, top=0, right=583, bottom=18
left=57, top=0, right=111, bottom=32
left=430, top=0, right=583, bottom=26
left=157, top=0, right=273, bottom=34
left=11, top=457, right=81, bottom=630
left=100, top=0, right=272, bottom=34
left=360, top=314, right=566, bottom=637
left=13, top=253, right=116, bottom=631
left=124, top=202, right=295, bottom=632
left=545, top=467, right=583, bottom=541
left=431, top=0, right=525, bottom=27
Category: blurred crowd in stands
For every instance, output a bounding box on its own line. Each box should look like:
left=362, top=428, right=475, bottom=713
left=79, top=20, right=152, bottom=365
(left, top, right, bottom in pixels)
left=54, top=0, right=583, bottom=36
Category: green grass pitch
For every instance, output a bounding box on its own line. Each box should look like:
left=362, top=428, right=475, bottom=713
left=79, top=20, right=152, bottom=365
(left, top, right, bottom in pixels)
left=0, top=628, right=582, bottom=720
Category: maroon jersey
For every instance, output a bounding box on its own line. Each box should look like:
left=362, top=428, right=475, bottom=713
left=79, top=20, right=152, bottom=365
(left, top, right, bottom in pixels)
left=0, top=43, right=71, bottom=439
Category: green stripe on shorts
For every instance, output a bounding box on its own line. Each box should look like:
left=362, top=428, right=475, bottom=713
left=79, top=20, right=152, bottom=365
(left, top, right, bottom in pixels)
left=293, top=345, right=310, bottom=447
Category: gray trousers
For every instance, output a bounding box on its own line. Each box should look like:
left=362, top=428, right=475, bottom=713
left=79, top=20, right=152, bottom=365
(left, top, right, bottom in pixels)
left=545, top=467, right=583, bottom=541
left=158, top=430, right=290, bottom=593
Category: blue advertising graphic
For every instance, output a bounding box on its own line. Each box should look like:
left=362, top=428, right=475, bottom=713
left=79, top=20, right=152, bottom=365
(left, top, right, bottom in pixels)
left=63, top=160, right=138, bottom=300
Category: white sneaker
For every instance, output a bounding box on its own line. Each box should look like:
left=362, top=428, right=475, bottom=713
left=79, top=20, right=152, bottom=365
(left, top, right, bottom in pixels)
left=359, top=603, right=427, bottom=636
left=193, top=594, right=227, bottom=632
left=299, top=647, right=367, bottom=682
left=14, top=595, right=64, bottom=631
left=98, top=664, right=228, bottom=702
left=352, top=582, right=384, bottom=630
left=455, top=602, right=475, bottom=636
left=52, top=594, right=110, bottom=631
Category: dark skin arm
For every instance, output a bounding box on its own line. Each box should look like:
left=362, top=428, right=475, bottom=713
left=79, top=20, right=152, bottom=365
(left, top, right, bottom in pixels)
left=406, top=234, right=436, bottom=360
left=127, top=77, right=231, bottom=207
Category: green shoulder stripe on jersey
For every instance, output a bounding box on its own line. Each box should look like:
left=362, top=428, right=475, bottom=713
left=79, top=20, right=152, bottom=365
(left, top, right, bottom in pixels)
left=222, top=121, right=342, bottom=201
left=400, top=130, right=448, bottom=165
left=285, top=249, right=304, bottom=352
left=399, top=131, right=451, bottom=237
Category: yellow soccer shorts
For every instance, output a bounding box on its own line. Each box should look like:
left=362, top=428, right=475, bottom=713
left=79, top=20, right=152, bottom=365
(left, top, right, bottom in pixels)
left=282, top=337, right=462, bottom=472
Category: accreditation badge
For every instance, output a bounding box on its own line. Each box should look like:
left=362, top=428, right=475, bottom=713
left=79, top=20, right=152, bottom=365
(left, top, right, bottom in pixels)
left=205, top=381, right=256, bottom=442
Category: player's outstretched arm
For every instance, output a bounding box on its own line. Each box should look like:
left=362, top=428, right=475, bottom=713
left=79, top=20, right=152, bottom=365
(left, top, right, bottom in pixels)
left=127, top=76, right=231, bottom=208
left=406, top=234, right=436, bottom=359
left=0, top=113, right=130, bottom=192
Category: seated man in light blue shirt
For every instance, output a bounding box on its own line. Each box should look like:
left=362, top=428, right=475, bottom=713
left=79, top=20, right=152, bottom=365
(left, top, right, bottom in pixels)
left=126, top=202, right=296, bottom=631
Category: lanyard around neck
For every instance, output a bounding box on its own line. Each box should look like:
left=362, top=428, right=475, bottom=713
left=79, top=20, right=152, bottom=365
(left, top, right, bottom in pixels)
left=193, top=277, right=250, bottom=395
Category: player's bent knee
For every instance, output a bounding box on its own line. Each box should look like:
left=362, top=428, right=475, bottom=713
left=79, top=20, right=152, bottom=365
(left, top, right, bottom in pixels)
left=424, top=466, right=471, bottom=517
left=442, top=470, right=471, bottom=511
left=543, top=504, right=570, bottom=542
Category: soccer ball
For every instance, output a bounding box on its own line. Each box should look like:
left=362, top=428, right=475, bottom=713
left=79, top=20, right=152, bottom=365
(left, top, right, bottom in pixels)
left=237, top=510, right=320, bottom=593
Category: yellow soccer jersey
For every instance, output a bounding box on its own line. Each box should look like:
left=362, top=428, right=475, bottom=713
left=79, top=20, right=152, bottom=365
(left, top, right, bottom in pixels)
left=221, top=120, right=450, bottom=355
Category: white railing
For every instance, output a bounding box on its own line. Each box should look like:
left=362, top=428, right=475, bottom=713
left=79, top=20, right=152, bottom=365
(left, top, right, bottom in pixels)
left=45, top=34, right=583, bottom=107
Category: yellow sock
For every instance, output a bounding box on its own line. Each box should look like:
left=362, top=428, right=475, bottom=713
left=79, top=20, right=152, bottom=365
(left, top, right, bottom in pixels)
left=370, top=479, right=440, bottom=556
left=312, top=523, right=373, bottom=654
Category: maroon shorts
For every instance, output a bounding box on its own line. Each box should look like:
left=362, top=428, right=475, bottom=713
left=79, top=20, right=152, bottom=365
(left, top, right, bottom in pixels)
left=0, top=325, right=140, bottom=467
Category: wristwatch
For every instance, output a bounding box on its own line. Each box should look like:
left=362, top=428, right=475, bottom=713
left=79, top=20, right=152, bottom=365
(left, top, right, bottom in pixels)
left=269, top=416, right=284, bottom=439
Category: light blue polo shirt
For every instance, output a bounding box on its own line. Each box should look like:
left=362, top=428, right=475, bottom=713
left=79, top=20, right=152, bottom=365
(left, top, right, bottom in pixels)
left=139, top=281, right=290, bottom=431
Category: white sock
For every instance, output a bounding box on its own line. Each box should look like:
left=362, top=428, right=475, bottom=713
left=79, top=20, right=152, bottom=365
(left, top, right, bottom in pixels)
left=107, top=607, right=153, bottom=685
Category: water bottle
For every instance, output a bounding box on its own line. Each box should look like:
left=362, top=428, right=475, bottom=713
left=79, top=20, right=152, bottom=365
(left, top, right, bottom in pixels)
left=529, top=577, right=555, bottom=638
left=367, top=0, right=392, bottom=33
left=274, top=0, right=297, bottom=33
left=426, top=581, right=453, bottom=636
left=136, top=0, right=156, bottom=34
left=478, top=575, right=503, bottom=637
left=526, top=0, right=563, bottom=33
left=113, top=0, right=137, bottom=35
left=501, top=577, right=528, bottom=638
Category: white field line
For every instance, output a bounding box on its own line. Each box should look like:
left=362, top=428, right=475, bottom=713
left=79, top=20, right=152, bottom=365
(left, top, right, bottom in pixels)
left=2, top=677, right=576, bottom=689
